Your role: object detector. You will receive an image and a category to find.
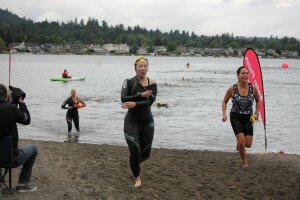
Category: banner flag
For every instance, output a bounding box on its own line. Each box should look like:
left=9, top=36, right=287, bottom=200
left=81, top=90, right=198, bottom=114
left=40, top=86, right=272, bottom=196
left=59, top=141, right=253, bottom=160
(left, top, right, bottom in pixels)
left=243, top=48, right=267, bottom=152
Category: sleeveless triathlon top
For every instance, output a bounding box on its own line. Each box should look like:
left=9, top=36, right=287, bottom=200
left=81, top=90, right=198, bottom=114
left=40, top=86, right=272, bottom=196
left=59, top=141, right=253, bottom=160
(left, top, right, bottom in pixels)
left=230, top=83, right=254, bottom=115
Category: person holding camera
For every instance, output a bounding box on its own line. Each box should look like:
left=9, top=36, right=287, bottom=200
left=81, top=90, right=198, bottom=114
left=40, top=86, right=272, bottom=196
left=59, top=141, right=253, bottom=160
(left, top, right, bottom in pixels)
left=0, top=84, right=37, bottom=192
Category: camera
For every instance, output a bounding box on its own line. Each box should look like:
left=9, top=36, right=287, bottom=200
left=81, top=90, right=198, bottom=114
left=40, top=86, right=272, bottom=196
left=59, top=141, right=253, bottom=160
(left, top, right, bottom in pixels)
left=9, top=85, right=26, bottom=105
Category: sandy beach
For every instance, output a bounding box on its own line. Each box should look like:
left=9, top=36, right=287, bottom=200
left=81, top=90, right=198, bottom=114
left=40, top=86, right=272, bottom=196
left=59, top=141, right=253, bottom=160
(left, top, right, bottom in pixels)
left=1, top=139, right=299, bottom=199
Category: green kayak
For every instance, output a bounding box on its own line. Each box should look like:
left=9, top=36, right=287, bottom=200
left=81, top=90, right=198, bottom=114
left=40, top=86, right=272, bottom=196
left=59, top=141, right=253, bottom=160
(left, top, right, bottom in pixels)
left=50, top=77, right=86, bottom=82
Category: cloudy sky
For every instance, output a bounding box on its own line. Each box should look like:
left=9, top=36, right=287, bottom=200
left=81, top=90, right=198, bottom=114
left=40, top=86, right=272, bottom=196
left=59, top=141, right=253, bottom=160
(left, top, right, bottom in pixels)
left=1, top=0, right=299, bottom=38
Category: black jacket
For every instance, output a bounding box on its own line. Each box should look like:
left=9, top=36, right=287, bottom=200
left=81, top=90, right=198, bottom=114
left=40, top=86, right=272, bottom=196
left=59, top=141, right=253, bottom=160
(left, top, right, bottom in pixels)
left=0, top=100, right=31, bottom=157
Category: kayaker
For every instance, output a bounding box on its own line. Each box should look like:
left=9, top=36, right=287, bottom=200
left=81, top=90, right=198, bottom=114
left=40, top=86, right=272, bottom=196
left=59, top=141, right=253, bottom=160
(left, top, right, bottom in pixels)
left=62, top=69, right=72, bottom=78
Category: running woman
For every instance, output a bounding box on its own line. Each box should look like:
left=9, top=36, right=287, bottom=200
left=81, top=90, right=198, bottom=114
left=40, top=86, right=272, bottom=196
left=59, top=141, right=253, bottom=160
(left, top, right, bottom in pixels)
left=121, top=56, right=157, bottom=187
left=222, top=66, right=260, bottom=168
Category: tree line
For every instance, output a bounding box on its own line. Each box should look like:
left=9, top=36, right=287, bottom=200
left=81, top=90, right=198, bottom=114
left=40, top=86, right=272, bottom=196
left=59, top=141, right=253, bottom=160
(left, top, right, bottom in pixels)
left=0, top=8, right=299, bottom=55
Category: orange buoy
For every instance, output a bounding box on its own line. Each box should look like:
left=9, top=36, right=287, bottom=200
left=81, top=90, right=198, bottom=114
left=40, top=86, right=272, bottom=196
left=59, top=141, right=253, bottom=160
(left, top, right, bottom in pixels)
left=281, top=63, right=289, bottom=69
left=279, top=150, right=285, bottom=154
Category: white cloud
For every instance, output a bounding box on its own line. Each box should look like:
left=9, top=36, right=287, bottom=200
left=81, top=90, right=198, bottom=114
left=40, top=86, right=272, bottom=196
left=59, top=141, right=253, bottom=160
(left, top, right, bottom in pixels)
left=0, top=0, right=299, bottom=37
left=36, top=12, right=63, bottom=22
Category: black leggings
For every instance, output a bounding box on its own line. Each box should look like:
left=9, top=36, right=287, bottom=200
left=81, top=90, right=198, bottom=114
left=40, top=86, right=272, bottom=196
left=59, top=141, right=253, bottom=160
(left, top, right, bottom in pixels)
left=124, top=113, right=154, bottom=178
left=66, top=111, right=79, bottom=132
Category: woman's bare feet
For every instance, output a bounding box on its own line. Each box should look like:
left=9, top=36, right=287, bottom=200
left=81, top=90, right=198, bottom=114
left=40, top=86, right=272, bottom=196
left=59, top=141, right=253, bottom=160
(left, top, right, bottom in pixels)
left=134, top=176, right=142, bottom=187
left=242, top=161, right=248, bottom=168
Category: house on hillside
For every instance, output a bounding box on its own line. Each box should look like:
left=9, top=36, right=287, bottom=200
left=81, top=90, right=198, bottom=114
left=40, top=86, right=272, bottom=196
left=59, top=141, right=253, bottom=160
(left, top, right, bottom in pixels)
left=137, top=47, right=148, bottom=55
left=153, top=46, right=167, bottom=54
left=41, top=44, right=64, bottom=53
left=103, top=44, right=130, bottom=53
left=26, top=43, right=40, bottom=53
left=256, top=49, right=266, bottom=57
left=281, top=50, right=298, bottom=58
left=13, top=42, right=25, bottom=52
left=64, top=44, right=82, bottom=54
left=92, top=44, right=108, bottom=54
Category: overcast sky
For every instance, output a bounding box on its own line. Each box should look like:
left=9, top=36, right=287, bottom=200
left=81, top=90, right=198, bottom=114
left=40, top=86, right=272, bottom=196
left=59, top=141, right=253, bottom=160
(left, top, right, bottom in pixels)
left=1, top=0, right=299, bottom=38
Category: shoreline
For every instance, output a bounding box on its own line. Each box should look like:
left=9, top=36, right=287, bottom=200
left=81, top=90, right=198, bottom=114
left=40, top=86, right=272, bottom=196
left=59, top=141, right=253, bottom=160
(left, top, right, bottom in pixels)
left=19, top=137, right=300, bottom=156
left=1, top=52, right=300, bottom=59
left=2, top=139, right=299, bottom=199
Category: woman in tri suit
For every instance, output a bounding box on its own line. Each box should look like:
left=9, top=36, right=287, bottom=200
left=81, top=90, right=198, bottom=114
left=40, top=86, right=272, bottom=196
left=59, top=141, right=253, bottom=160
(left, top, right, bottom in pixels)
left=62, top=89, right=86, bottom=142
left=121, top=56, right=157, bottom=187
left=222, top=66, right=260, bottom=168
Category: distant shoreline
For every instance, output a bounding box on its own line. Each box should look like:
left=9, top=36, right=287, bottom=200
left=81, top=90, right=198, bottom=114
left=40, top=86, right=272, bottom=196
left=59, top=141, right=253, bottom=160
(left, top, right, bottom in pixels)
left=1, top=52, right=299, bottom=59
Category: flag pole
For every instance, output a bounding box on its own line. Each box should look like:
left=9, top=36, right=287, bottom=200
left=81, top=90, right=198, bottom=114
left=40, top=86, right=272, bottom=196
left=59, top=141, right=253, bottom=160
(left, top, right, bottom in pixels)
left=9, top=43, right=12, bottom=86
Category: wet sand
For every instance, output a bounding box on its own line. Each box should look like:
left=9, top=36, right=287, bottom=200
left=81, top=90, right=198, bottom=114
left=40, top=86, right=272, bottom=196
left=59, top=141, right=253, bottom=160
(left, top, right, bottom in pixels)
left=2, top=139, right=299, bottom=199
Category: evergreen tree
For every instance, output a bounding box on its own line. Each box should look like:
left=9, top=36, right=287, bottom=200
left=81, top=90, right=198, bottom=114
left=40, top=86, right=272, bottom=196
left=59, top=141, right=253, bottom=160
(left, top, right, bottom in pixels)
left=0, top=8, right=299, bottom=55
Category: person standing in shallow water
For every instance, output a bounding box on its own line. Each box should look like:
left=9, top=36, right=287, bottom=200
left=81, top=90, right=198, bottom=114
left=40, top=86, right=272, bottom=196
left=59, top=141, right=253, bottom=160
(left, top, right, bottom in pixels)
left=222, top=66, right=260, bottom=168
left=121, top=56, right=157, bottom=187
left=61, top=89, right=86, bottom=142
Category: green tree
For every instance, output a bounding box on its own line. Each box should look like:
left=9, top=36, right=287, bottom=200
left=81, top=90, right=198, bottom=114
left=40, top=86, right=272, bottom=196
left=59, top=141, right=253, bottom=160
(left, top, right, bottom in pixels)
left=0, top=37, right=6, bottom=52
left=0, top=8, right=299, bottom=56
left=167, top=41, right=176, bottom=52
left=229, top=42, right=239, bottom=49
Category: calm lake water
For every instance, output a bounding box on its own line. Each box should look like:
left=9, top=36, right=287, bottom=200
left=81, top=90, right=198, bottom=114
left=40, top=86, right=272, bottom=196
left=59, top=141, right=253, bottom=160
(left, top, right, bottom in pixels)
left=0, top=54, right=299, bottom=154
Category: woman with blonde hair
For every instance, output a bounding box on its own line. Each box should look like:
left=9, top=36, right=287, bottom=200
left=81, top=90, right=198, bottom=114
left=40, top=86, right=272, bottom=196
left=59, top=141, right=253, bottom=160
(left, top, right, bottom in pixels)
left=62, top=89, right=86, bottom=142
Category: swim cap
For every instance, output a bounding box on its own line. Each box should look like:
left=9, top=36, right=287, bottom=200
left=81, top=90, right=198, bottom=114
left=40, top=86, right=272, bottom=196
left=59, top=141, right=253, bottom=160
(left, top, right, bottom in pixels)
left=135, top=56, right=148, bottom=65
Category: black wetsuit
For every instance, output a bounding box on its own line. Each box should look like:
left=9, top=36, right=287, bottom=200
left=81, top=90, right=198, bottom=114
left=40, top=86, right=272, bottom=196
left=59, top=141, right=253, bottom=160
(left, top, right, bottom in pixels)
left=61, top=97, right=80, bottom=132
left=230, top=83, right=254, bottom=136
left=121, top=76, right=157, bottom=178
left=0, top=100, right=30, bottom=157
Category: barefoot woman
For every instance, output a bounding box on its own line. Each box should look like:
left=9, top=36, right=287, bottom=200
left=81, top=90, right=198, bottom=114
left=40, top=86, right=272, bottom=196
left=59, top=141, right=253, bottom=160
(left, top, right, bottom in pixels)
left=121, top=56, right=157, bottom=186
left=61, top=89, right=86, bottom=142
left=222, top=66, right=260, bottom=167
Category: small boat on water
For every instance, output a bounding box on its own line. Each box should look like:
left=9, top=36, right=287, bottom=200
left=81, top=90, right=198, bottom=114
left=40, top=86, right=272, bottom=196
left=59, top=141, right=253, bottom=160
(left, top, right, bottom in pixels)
left=50, top=77, right=86, bottom=82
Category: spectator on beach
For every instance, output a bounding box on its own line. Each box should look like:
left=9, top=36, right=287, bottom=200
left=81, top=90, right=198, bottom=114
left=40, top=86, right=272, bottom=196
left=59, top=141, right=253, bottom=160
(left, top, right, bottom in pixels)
left=121, top=56, right=157, bottom=187
left=62, top=69, right=72, bottom=78
left=61, top=89, right=86, bottom=142
left=0, top=84, right=38, bottom=192
left=221, top=66, right=260, bottom=168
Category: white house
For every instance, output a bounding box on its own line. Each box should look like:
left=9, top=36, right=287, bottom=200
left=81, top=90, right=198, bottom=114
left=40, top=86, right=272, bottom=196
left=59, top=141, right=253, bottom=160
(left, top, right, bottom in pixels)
left=137, top=47, right=148, bottom=55
left=103, top=44, right=130, bottom=53
left=14, top=42, right=25, bottom=51
left=153, top=46, right=167, bottom=53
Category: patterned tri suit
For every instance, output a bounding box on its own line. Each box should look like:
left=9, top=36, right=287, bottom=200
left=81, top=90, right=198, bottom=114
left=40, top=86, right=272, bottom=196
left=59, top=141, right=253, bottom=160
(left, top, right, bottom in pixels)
left=230, top=83, right=255, bottom=136
left=121, top=76, right=157, bottom=178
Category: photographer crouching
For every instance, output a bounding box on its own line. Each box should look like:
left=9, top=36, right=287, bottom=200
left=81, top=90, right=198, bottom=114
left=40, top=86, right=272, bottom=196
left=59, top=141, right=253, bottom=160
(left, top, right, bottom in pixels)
left=0, top=84, right=37, bottom=192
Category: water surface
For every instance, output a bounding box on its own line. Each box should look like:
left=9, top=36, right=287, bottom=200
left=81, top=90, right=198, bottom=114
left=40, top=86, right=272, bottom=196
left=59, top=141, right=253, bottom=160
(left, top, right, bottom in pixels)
left=0, top=54, right=299, bottom=154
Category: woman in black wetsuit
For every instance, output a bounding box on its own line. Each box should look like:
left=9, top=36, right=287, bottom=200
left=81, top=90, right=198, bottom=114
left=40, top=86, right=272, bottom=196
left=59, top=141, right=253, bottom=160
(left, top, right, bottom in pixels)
left=121, top=56, right=157, bottom=187
left=62, top=89, right=86, bottom=142
left=222, top=66, right=260, bottom=168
